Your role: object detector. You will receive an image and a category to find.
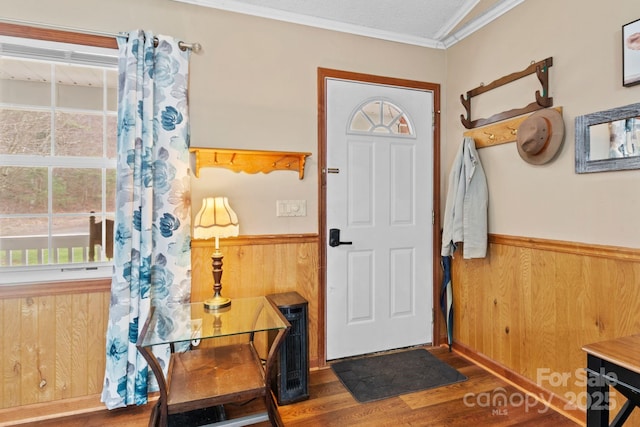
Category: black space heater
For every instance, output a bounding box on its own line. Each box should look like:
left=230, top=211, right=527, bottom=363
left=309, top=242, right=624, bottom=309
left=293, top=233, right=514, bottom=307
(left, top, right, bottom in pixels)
left=267, top=292, right=310, bottom=405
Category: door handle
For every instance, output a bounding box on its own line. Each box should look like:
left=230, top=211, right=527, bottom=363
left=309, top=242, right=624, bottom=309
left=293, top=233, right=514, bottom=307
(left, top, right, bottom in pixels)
left=329, top=228, right=353, bottom=247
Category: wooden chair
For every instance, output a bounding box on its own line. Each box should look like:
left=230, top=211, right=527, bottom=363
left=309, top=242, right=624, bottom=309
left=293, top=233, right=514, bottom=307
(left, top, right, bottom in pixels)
left=89, top=213, right=114, bottom=261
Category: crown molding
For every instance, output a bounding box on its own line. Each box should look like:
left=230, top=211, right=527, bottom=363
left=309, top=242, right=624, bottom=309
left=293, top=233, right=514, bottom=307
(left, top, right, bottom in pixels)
left=441, top=0, right=526, bottom=48
left=432, top=0, right=481, bottom=41
left=173, top=0, right=525, bottom=49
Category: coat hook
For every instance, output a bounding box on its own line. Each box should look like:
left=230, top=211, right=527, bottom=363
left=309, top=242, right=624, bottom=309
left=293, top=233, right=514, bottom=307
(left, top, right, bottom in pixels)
left=507, top=126, right=518, bottom=135
left=483, top=131, right=495, bottom=140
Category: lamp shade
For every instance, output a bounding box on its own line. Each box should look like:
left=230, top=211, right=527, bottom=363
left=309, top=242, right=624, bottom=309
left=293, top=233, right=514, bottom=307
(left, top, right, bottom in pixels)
left=193, top=197, right=239, bottom=240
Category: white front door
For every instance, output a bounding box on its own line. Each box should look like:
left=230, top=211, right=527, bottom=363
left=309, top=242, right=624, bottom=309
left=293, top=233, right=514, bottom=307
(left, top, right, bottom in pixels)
left=326, top=78, right=434, bottom=360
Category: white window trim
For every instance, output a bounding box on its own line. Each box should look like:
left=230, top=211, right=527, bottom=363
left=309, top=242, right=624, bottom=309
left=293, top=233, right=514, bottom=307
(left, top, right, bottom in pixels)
left=1, top=263, right=114, bottom=285
left=0, top=35, right=118, bottom=285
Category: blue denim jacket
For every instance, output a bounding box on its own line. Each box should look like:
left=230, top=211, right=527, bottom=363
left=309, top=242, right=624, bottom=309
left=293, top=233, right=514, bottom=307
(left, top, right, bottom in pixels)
left=441, top=137, right=488, bottom=259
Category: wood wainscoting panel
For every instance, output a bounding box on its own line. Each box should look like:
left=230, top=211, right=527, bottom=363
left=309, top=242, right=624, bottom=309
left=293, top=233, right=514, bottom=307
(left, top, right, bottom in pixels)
left=1, top=235, right=319, bottom=412
left=2, top=298, right=21, bottom=408
left=38, top=296, right=56, bottom=404
left=191, top=234, right=320, bottom=368
left=452, top=234, right=640, bottom=422
left=55, top=294, right=73, bottom=402
left=0, top=290, right=110, bottom=410
left=87, top=292, right=107, bottom=396
left=71, top=294, right=89, bottom=398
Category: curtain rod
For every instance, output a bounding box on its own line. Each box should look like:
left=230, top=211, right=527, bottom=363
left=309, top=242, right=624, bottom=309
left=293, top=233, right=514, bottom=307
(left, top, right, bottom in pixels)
left=0, top=18, right=202, bottom=52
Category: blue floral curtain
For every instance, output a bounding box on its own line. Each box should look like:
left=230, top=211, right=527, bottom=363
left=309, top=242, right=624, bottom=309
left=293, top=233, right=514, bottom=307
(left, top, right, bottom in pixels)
left=101, top=30, right=192, bottom=409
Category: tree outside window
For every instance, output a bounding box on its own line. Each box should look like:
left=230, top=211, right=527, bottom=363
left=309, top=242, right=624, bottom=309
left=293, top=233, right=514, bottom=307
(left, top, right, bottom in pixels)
left=0, top=38, right=118, bottom=275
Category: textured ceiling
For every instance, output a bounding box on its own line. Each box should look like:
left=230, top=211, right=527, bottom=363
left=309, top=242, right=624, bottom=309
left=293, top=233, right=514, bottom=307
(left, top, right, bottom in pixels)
left=174, top=0, right=526, bottom=48
left=0, top=0, right=527, bottom=86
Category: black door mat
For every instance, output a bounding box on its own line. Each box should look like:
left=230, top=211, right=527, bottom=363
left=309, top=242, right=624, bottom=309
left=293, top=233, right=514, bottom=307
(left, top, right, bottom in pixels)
left=331, top=349, right=467, bottom=403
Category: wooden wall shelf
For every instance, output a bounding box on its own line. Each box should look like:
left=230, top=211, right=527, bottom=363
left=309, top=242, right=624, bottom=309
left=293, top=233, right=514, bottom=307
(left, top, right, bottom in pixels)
left=190, top=147, right=311, bottom=179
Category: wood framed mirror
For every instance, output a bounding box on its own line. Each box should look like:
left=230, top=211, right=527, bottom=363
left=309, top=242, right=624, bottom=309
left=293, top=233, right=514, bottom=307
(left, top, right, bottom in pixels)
left=575, top=102, right=640, bottom=173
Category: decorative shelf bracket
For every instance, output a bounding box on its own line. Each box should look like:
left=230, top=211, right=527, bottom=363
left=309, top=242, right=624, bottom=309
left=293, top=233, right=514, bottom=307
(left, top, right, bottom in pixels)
left=190, top=147, right=311, bottom=179
left=460, top=57, right=554, bottom=129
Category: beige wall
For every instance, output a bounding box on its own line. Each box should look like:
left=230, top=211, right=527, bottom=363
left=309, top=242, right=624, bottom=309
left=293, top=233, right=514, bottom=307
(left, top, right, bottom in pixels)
left=444, top=0, right=640, bottom=248
left=6, top=1, right=640, bottom=241
left=1, top=0, right=445, bottom=235
left=5, top=0, right=640, bottom=417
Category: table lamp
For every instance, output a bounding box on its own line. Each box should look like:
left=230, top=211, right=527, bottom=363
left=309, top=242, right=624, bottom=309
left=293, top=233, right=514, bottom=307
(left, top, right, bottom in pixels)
left=193, top=196, right=239, bottom=310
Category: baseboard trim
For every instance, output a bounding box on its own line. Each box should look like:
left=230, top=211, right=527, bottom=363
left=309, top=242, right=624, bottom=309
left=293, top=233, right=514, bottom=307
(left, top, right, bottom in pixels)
left=451, top=342, right=586, bottom=425
left=0, top=394, right=158, bottom=426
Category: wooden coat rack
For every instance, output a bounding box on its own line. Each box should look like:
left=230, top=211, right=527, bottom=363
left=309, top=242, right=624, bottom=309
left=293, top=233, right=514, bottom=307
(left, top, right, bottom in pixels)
left=460, top=57, right=553, bottom=129
left=463, top=106, right=563, bottom=148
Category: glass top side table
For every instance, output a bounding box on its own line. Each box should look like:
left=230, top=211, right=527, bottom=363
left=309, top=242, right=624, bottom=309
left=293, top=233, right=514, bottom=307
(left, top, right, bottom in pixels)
left=136, top=296, right=290, bottom=427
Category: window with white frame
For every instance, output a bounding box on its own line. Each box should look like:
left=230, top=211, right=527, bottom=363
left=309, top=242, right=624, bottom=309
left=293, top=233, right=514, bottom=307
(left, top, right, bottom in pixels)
left=0, top=33, right=118, bottom=284
left=348, top=99, right=414, bottom=136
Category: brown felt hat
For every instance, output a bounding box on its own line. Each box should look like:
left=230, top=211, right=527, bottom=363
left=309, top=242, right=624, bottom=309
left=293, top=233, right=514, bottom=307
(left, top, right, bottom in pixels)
left=516, top=109, right=565, bottom=165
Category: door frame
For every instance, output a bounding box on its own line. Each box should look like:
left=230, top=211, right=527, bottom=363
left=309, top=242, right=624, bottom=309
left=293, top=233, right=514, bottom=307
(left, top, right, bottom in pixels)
left=317, top=68, right=442, bottom=366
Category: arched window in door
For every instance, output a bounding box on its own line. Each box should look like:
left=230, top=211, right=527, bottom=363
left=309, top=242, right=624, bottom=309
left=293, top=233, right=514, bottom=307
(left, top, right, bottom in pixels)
left=348, top=98, right=414, bottom=136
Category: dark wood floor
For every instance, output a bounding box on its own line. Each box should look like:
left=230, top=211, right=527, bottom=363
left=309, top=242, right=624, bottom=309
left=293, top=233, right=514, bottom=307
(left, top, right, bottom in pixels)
left=26, top=347, right=580, bottom=427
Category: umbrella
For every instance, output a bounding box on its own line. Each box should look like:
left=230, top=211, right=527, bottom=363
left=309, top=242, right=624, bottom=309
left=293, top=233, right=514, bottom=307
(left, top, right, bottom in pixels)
left=440, top=255, right=454, bottom=351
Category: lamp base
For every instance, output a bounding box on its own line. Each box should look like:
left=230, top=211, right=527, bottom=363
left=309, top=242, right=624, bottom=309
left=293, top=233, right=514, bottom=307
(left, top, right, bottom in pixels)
left=204, top=295, right=231, bottom=310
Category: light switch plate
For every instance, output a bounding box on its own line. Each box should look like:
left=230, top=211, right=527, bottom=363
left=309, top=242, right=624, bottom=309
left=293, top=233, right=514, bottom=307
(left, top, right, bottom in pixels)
left=276, top=200, right=307, bottom=217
